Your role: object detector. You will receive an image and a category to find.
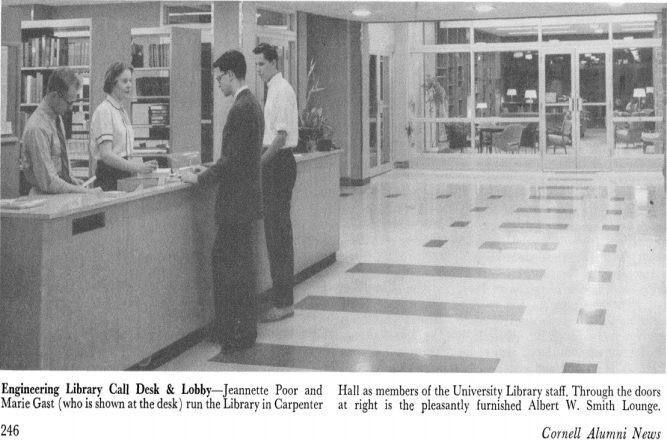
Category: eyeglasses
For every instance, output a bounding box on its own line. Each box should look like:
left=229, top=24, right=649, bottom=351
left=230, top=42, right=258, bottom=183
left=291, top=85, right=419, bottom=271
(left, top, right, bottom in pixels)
left=215, top=71, right=229, bottom=84
left=59, top=93, right=80, bottom=106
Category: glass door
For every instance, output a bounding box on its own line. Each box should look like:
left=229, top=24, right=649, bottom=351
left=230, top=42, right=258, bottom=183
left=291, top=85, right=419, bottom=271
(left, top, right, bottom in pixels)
left=542, top=48, right=610, bottom=170
left=369, top=54, right=392, bottom=177
left=542, top=50, right=576, bottom=169
left=576, top=50, right=610, bottom=170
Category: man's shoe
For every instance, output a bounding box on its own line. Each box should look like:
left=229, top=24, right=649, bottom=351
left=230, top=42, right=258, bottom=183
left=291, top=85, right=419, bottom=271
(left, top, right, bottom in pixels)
left=259, top=306, right=294, bottom=323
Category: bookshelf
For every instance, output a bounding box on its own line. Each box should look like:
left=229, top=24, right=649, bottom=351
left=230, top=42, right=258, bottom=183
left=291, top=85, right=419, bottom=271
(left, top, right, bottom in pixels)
left=130, top=27, right=201, bottom=157
left=19, top=18, right=131, bottom=179
left=20, top=19, right=91, bottom=174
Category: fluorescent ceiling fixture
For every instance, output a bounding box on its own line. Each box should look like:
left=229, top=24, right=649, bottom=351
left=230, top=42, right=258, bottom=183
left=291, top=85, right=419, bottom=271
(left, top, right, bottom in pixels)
left=507, top=31, right=538, bottom=35
left=351, top=9, right=372, bottom=17
left=542, top=25, right=571, bottom=30
left=623, top=36, right=635, bottom=40
left=621, top=22, right=655, bottom=27
left=513, top=52, right=523, bottom=58
left=608, top=2, right=624, bottom=6
left=595, top=29, right=605, bottom=34
left=525, top=54, right=533, bottom=60
left=542, top=30, right=577, bottom=34
left=474, top=5, right=496, bottom=12
left=620, top=27, right=655, bottom=32
left=497, top=26, right=537, bottom=31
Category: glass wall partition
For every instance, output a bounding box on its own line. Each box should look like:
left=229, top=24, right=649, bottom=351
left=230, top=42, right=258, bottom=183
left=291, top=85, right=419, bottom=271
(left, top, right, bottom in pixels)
left=612, top=46, right=662, bottom=157
left=475, top=51, right=539, bottom=155
left=409, top=52, right=472, bottom=154
left=408, top=15, right=663, bottom=169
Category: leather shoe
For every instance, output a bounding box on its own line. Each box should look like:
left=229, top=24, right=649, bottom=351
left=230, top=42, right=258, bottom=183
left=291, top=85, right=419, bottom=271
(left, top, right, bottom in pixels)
left=259, top=306, right=295, bottom=323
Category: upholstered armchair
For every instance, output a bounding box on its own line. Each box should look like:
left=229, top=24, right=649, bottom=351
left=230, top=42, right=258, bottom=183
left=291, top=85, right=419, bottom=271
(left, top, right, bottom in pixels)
left=492, top=125, right=523, bottom=154
left=547, top=117, right=572, bottom=154
left=615, top=122, right=644, bottom=149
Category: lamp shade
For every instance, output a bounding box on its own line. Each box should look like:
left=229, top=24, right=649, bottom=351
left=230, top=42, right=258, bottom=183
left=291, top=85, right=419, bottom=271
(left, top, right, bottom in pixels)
left=645, top=87, right=654, bottom=94
left=476, top=102, right=488, bottom=109
left=525, top=89, right=537, bottom=99
left=507, top=89, right=517, bottom=97
left=633, top=88, right=646, bottom=98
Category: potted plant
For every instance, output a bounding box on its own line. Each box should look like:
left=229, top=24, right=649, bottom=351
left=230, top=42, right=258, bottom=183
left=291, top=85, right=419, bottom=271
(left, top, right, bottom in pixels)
left=421, top=75, right=449, bottom=152
left=298, top=60, right=333, bottom=152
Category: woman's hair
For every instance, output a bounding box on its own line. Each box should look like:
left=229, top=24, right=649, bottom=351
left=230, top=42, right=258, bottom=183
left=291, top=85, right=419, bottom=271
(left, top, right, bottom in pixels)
left=103, top=62, right=134, bottom=94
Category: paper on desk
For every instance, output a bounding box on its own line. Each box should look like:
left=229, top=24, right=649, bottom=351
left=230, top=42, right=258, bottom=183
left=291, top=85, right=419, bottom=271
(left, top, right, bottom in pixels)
left=0, top=198, right=46, bottom=210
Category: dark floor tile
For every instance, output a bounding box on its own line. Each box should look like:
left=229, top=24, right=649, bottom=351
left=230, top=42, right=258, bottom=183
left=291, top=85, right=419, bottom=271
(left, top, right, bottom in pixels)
left=563, top=363, right=598, bottom=373
left=602, top=244, right=617, bottom=253
left=385, top=194, right=401, bottom=198
left=295, top=295, right=526, bottom=321
left=488, top=195, right=503, bottom=199
left=436, top=194, right=452, bottom=199
left=471, top=207, right=488, bottom=212
left=480, top=241, right=558, bottom=251
left=577, top=309, right=607, bottom=325
left=347, top=262, right=545, bottom=281
left=451, top=221, right=470, bottom=227
left=602, top=225, right=620, bottom=231
left=610, top=197, right=625, bottom=201
left=538, top=186, right=590, bottom=190
left=340, top=193, right=353, bottom=197
left=515, top=208, right=575, bottom=214
left=424, top=240, right=447, bottom=248
left=589, top=271, right=613, bottom=283
left=529, top=196, right=584, bottom=200
left=606, top=210, right=622, bottom=215
left=210, top=343, right=500, bottom=372
left=500, top=222, right=568, bottom=230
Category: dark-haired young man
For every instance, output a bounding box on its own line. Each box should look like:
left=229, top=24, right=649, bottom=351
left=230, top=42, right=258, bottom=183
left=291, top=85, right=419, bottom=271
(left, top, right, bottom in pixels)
left=182, top=50, right=264, bottom=351
left=253, top=43, right=298, bottom=323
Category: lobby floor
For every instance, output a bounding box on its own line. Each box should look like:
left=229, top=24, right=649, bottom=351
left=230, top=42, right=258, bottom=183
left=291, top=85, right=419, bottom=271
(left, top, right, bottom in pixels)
left=160, top=169, right=666, bottom=373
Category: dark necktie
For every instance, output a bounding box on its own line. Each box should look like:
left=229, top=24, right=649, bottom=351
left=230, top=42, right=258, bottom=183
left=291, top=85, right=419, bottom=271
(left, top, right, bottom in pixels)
left=55, top=116, right=72, bottom=183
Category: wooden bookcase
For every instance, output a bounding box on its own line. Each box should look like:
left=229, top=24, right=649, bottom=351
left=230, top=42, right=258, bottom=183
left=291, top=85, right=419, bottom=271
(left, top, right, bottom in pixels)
left=19, top=18, right=130, bottom=179
left=130, top=27, right=201, bottom=157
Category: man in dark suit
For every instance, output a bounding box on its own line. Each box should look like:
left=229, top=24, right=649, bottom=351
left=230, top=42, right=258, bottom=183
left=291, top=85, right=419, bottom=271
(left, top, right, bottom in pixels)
left=182, top=50, right=264, bottom=352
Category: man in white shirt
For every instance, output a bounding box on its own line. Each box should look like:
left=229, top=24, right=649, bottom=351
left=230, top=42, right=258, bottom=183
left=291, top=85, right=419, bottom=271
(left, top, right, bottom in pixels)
left=254, top=43, right=298, bottom=323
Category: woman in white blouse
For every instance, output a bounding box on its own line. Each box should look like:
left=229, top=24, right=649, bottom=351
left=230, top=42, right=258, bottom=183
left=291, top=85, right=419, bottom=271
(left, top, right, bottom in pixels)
left=90, top=62, right=157, bottom=191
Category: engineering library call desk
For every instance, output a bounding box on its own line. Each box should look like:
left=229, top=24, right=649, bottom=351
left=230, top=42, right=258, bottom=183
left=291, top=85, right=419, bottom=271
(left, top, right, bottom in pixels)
left=1, top=150, right=341, bottom=370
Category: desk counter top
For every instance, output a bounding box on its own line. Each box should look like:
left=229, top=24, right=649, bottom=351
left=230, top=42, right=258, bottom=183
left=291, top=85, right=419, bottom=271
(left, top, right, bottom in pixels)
left=1, top=150, right=341, bottom=221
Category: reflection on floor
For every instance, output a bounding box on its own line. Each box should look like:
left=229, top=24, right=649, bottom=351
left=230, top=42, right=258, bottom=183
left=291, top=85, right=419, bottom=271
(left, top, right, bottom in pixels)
left=159, top=170, right=665, bottom=373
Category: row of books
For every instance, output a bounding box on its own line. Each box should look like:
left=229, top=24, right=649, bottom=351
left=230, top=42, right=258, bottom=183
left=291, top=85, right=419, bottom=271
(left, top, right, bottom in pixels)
left=21, top=73, right=45, bottom=104
left=67, top=139, right=89, bottom=155
left=22, top=73, right=90, bottom=105
left=131, top=103, right=170, bottom=126
left=22, top=37, right=90, bottom=68
left=131, top=43, right=170, bottom=68
left=135, top=77, right=170, bottom=97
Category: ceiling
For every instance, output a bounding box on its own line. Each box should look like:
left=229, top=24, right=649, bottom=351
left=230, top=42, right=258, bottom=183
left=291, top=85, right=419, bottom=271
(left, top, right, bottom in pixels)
left=2, top=1, right=665, bottom=23
left=285, top=2, right=665, bottom=23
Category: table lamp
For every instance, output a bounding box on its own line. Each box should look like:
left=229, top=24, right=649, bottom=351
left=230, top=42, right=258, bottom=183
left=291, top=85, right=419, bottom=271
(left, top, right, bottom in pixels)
left=507, top=89, right=517, bottom=100
left=633, top=88, right=646, bottom=109
left=524, top=89, right=537, bottom=103
left=476, top=102, right=487, bottom=117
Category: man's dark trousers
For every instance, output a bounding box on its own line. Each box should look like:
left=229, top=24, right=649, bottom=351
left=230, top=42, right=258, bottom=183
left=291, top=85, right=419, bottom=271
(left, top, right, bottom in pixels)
left=262, top=148, right=297, bottom=308
left=211, top=220, right=260, bottom=346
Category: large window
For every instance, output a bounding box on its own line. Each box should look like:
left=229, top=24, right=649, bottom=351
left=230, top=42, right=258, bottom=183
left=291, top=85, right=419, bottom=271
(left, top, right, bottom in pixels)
left=409, top=15, right=663, bottom=161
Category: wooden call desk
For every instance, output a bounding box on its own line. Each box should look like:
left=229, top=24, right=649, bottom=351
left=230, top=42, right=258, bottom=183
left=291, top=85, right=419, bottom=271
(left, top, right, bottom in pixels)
left=0, top=150, right=341, bottom=370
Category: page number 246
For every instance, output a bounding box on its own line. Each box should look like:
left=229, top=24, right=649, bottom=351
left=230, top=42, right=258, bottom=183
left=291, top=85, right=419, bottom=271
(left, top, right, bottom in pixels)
left=0, top=425, right=19, bottom=437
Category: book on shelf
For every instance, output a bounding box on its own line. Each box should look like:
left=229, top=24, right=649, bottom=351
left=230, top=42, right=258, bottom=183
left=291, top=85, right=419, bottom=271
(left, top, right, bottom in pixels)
left=22, top=36, right=69, bottom=67
left=135, top=77, right=169, bottom=97
left=131, top=43, right=144, bottom=68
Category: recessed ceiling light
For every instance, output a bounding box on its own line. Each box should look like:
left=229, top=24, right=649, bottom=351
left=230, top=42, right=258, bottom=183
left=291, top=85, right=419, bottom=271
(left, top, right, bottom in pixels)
left=474, top=5, right=496, bottom=13
left=595, top=29, right=604, bottom=34
left=608, top=2, right=624, bottom=6
left=351, top=8, right=372, bottom=17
